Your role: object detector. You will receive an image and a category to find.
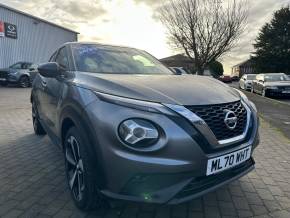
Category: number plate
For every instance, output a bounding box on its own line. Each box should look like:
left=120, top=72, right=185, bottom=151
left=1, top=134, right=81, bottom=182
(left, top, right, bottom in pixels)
left=0, top=78, right=6, bottom=81
left=282, top=90, right=290, bottom=94
left=206, top=146, right=252, bottom=176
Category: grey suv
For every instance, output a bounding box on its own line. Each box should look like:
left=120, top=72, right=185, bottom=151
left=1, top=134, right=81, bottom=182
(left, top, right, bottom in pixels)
left=0, top=62, right=37, bottom=87
left=31, top=42, right=259, bottom=211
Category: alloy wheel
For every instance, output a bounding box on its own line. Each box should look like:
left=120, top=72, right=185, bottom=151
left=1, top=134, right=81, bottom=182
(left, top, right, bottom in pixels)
left=19, top=76, right=30, bottom=88
left=65, top=135, right=85, bottom=202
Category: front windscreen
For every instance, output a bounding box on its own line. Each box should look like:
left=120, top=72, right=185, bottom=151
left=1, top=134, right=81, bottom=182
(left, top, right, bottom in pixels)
left=247, top=75, right=256, bottom=80
left=72, top=44, right=173, bottom=75
left=264, top=74, right=289, bottom=82
left=9, top=63, right=22, bottom=69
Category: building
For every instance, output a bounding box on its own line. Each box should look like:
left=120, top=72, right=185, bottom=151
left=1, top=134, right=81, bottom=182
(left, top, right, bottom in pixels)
left=0, top=3, right=78, bottom=68
left=160, top=54, right=213, bottom=76
left=231, top=59, right=255, bottom=78
left=160, top=54, right=195, bottom=73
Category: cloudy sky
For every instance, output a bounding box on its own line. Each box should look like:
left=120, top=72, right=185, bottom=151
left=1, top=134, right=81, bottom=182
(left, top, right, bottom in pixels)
left=2, top=0, right=289, bottom=73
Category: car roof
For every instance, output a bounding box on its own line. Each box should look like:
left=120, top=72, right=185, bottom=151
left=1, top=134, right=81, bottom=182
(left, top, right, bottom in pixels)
left=64, top=42, right=138, bottom=51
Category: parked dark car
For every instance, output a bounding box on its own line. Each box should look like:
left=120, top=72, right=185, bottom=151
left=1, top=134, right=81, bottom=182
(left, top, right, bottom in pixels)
left=169, top=67, right=189, bottom=75
left=252, top=73, right=290, bottom=97
left=218, top=75, right=232, bottom=83
left=31, top=42, right=259, bottom=211
left=231, top=75, right=240, bottom=81
left=0, top=62, right=38, bottom=88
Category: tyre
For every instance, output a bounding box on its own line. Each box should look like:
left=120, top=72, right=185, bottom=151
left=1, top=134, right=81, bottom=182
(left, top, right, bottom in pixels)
left=32, top=102, right=46, bottom=135
left=0, top=82, right=8, bottom=86
left=18, top=76, right=30, bottom=88
left=64, top=126, right=106, bottom=211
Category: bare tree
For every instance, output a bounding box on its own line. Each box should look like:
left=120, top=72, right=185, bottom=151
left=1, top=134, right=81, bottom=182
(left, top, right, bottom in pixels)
left=158, top=0, right=248, bottom=74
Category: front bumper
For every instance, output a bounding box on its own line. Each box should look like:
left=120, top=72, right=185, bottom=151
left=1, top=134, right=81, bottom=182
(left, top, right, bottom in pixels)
left=266, top=88, right=290, bottom=97
left=0, top=74, right=20, bottom=83
left=84, top=98, right=259, bottom=204
left=245, top=83, right=252, bottom=90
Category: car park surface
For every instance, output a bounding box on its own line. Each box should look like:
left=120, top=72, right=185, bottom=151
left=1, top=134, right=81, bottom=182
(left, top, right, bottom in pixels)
left=1, top=86, right=290, bottom=217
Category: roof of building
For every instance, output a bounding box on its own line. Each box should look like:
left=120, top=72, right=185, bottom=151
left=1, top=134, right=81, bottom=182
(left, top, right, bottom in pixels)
left=232, top=59, right=254, bottom=68
left=0, top=3, right=79, bottom=34
left=160, top=54, right=192, bottom=62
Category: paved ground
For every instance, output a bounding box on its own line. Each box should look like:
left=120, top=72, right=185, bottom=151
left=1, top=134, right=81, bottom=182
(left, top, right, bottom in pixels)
left=1, top=87, right=290, bottom=218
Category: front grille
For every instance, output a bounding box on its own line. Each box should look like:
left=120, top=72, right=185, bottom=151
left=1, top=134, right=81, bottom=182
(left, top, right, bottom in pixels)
left=185, top=101, right=247, bottom=141
left=0, top=71, right=8, bottom=78
left=278, top=86, right=290, bottom=90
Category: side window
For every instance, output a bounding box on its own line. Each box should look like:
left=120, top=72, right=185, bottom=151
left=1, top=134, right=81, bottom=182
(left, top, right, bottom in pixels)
left=55, top=47, right=69, bottom=70
left=23, top=63, right=32, bottom=69
left=49, top=52, right=57, bottom=62
left=174, top=68, right=182, bottom=75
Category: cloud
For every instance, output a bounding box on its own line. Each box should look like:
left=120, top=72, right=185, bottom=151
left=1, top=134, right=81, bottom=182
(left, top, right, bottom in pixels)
left=217, top=0, right=290, bottom=73
left=1, top=0, right=107, bottom=26
left=1, top=0, right=289, bottom=72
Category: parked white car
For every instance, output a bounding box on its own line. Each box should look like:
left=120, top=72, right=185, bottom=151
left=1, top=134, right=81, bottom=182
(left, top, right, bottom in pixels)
left=239, top=74, right=256, bottom=90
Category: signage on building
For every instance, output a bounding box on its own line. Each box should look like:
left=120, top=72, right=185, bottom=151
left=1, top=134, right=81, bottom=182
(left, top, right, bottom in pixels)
left=4, top=23, right=17, bottom=39
left=0, top=21, right=4, bottom=37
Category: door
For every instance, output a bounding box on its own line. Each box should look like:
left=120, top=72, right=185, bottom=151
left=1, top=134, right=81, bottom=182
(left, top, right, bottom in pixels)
left=43, top=47, right=70, bottom=134
left=253, top=75, right=260, bottom=92
left=36, top=51, right=57, bottom=123
left=256, top=75, right=264, bottom=93
left=240, top=75, right=245, bottom=89
left=28, top=64, right=39, bottom=83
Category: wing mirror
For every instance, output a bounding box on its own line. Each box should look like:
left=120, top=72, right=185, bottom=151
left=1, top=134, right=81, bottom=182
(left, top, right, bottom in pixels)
left=38, top=62, right=60, bottom=78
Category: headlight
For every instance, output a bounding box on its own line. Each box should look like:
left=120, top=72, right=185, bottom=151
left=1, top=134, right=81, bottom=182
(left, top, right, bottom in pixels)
left=235, top=89, right=257, bottom=112
left=163, top=104, right=204, bottom=124
left=119, top=119, right=159, bottom=146
left=94, top=91, right=174, bottom=115
left=9, top=71, right=18, bottom=75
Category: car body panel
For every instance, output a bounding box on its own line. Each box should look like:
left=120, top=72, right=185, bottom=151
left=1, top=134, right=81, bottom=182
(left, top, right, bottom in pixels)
left=72, top=72, right=240, bottom=105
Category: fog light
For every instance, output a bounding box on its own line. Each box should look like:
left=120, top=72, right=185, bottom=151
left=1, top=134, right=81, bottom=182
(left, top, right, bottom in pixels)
left=119, top=119, right=159, bottom=146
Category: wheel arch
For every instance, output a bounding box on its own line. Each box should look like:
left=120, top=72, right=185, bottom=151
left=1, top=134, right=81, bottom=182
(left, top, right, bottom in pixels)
left=59, top=105, right=107, bottom=187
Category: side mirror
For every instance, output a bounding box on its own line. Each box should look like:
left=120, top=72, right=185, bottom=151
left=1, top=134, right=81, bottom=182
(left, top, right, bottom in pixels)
left=38, top=62, right=60, bottom=78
